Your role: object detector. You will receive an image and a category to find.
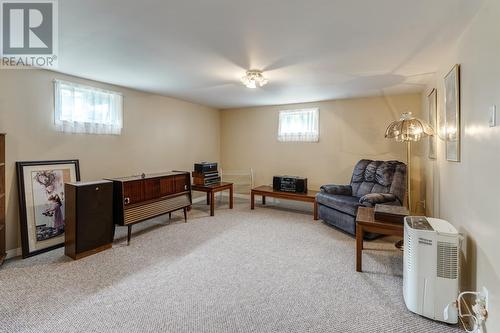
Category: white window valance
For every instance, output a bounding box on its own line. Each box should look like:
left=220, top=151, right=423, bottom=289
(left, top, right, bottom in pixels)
left=278, top=108, right=319, bottom=142
left=54, top=80, right=123, bottom=135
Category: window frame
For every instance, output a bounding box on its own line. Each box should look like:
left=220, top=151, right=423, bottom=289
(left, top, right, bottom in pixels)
left=277, top=107, right=320, bottom=143
left=53, top=79, right=124, bottom=135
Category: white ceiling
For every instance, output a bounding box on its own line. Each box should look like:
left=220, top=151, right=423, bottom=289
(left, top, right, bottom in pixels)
left=57, top=0, right=484, bottom=109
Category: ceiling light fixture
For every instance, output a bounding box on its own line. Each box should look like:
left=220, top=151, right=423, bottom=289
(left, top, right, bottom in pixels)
left=241, top=69, right=268, bottom=89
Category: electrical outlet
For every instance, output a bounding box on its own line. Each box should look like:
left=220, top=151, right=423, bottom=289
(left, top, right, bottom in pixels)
left=420, top=199, right=426, bottom=210
left=489, top=105, right=496, bottom=127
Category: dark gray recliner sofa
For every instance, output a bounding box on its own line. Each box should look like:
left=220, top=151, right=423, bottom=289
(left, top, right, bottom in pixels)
left=316, top=159, right=406, bottom=239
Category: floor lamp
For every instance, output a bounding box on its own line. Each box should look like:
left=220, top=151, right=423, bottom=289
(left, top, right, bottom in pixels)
left=385, top=112, right=434, bottom=213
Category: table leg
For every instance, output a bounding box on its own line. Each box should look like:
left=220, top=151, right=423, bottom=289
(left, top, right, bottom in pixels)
left=206, top=192, right=210, bottom=205
left=356, top=224, right=363, bottom=272
left=229, top=186, right=233, bottom=209
left=183, top=207, right=187, bottom=222
left=210, top=191, right=215, bottom=216
left=251, top=191, right=255, bottom=210
left=313, top=201, right=318, bottom=220
left=127, top=225, right=132, bottom=245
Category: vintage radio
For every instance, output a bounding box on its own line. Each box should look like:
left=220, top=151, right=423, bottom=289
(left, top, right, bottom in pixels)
left=273, top=176, right=308, bottom=193
left=193, top=176, right=221, bottom=186
left=194, top=162, right=218, bottom=174
left=106, top=172, right=192, bottom=244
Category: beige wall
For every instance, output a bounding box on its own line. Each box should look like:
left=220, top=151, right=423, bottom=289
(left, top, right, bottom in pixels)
left=220, top=94, right=425, bottom=211
left=421, top=0, right=499, bottom=330
left=0, top=69, right=220, bottom=253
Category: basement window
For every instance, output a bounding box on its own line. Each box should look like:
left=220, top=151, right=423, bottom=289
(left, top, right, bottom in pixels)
left=54, top=80, right=123, bottom=135
left=278, top=108, right=319, bottom=142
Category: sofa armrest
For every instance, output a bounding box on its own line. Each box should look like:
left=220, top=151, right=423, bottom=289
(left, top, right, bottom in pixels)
left=359, top=193, right=397, bottom=207
left=320, top=184, right=352, bottom=196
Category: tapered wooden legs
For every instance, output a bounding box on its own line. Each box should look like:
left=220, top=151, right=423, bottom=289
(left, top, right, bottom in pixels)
left=210, top=192, right=215, bottom=216
left=192, top=184, right=233, bottom=216
left=125, top=207, right=189, bottom=245
left=229, top=186, right=233, bottom=209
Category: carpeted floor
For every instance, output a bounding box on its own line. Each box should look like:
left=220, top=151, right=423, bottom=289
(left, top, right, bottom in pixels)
left=0, top=199, right=461, bottom=333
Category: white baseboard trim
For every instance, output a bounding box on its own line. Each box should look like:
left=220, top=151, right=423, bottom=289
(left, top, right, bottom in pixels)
left=192, top=192, right=251, bottom=201
left=233, top=193, right=250, bottom=200
left=191, top=196, right=206, bottom=204
left=218, top=192, right=311, bottom=211
left=2, top=193, right=308, bottom=262
left=6, top=247, right=22, bottom=260
left=4, top=197, right=206, bottom=262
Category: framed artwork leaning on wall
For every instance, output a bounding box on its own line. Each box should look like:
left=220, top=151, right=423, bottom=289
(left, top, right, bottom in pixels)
left=16, top=160, right=80, bottom=258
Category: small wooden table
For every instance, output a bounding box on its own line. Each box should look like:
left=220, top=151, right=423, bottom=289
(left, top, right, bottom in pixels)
left=355, top=207, right=404, bottom=272
left=251, top=185, right=319, bottom=220
left=191, top=182, right=233, bottom=216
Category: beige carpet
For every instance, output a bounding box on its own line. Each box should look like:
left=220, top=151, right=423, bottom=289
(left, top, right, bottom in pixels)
left=0, top=199, right=461, bottom=333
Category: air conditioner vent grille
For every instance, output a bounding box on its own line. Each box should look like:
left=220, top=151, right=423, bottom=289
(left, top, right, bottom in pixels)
left=406, top=232, right=413, bottom=272
left=437, top=241, right=458, bottom=279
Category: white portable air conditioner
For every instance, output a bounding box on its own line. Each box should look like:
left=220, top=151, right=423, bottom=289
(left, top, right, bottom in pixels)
left=403, top=216, right=460, bottom=324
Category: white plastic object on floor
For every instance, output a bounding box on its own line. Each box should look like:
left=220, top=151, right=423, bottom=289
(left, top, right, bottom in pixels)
left=403, top=216, right=460, bottom=324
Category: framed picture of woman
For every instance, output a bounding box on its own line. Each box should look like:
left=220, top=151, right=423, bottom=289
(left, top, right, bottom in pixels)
left=16, top=160, right=80, bottom=258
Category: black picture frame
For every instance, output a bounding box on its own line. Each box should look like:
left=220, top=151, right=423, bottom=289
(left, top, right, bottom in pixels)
left=16, top=160, right=80, bottom=258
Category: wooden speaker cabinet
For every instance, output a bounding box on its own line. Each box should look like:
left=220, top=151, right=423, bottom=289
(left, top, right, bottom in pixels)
left=107, top=171, right=192, bottom=244
left=65, top=180, right=114, bottom=260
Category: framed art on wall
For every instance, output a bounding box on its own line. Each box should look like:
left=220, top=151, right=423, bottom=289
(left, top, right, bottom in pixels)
left=444, top=64, right=461, bottom=162
left=16, top=160, right=80, bottom=258
left=428, top=88, right=437, bottom=159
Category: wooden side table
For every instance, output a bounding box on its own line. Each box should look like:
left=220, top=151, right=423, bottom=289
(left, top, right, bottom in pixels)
left=191, top=182, right=233, bottom=216
left=355, top=207, right=404, bottom=272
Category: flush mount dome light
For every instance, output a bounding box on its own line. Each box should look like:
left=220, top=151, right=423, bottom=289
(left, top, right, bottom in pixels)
left=241, top=69, right=268, bottom=88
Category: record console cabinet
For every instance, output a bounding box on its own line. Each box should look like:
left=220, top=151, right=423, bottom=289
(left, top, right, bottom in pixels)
left=107, top=171, right=192, bottom=244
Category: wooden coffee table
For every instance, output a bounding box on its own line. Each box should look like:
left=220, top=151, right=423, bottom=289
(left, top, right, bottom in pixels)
left=251, top=185, right=319, bottom=220
left=355, top=207, right=404, bottom=272
left=191, top=182, right=233, bottom=216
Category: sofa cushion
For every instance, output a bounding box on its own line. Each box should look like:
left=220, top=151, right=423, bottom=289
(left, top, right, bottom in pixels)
left=350, top=159, right=405, bottom=199
left=359, top=193, right=397, bottom=206
left=316, top=192, right=361, bottom=216
left=351, top=159, right=372, bottom=182
left=320, top=184, right=352, bottom=196
left=375, top=162, right=396, bottom=186
left=363, top=160, right=381, bottom=182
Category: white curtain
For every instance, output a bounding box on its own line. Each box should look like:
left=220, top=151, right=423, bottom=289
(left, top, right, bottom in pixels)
left=278, top=108, right=319, bottom=142
left=54, top=80, right=123, bottom=135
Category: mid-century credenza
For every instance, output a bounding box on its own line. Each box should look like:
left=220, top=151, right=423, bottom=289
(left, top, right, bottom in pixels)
left=106, top=171, right=192, bottom=244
